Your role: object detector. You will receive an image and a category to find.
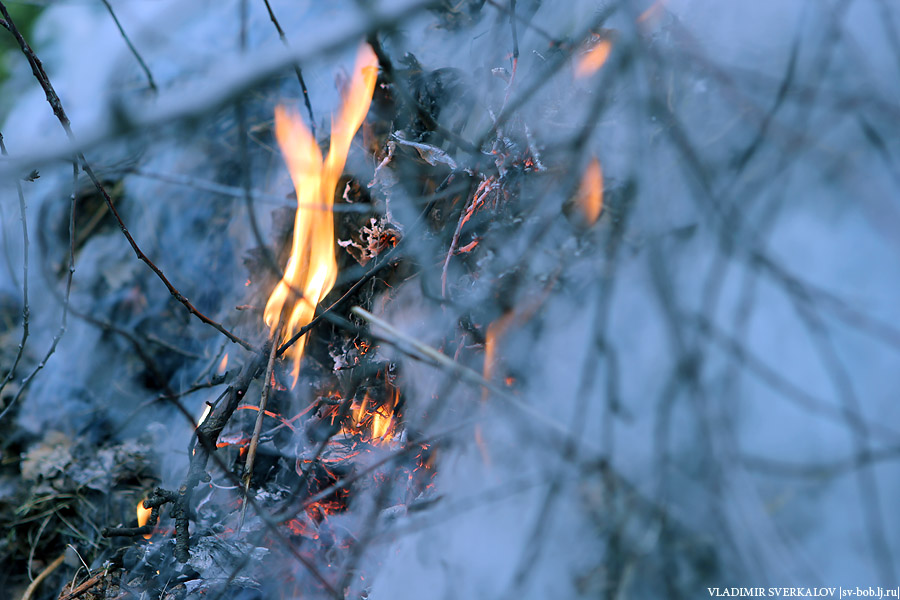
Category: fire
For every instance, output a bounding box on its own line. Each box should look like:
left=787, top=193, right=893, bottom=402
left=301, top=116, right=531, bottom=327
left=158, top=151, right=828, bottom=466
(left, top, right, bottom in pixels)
left=216, top=352, right=228, bottom=375
left=576, top=157, right=604, bottom=225
left=341, top=384, right=400, bottom=444
left=575, top=37, right=612, bottom=78
left=264, top=44, right=379, bottom=385
left=479, top=316, right=514, bottom=466
left=136, top=498, right=152, bottom=540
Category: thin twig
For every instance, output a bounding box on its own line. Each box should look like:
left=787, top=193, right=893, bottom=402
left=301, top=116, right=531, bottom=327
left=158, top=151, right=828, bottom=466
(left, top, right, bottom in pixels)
left=276, top=243, right=399, bottom=357
left=124, top=168, right=375, bottom=212
left=484, top=0, right=556, bottom=44
left=0, top=0, right=441, bottom=179
left=509, top=0, right=519, bottom=61
left=57, top=568, right=106, bottom=600
left=366, top=34, right=482, bottom=158
left=350, top=306, right=598, bottom=455
left=239, top=324, right=281, bottom=530
left=160, top=351, right=338, bottom=594
left=503, top=0, right=519, bottom=109
left=473, top=7, right=615, bottom=150
left=0, top=131, right=29, bottom=400
left=100, top=0, right=157, bottom=93
left=696, top=316, right=900, bottom=442
left=787, top=283, right=897, bottom=583
left=19, top=552, right=65, bottom=600
left=441, top=177, right=493, bottom=297
left=262, top=0, right=317, bottom=137
left=237, top=100, right=293, bottom=292
left=0, top=160, right=76, bottom=424
left=0, top=2, right=253, bottom=351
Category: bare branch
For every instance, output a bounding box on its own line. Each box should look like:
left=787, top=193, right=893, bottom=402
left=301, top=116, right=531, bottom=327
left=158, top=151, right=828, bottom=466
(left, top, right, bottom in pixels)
left=100, top=0, right=157, bottom=93
left=262, top=0, right=316, bottom=137
left=0, top=1, right=254, bottom=351
left=0, top=131, right=29, bottom=400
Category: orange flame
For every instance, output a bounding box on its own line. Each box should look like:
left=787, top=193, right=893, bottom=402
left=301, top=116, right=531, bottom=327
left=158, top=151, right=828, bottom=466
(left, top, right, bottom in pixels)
left=264, top=44, right=379, bottom=385
left=575, top=37, right=612, bottom=78
left=479, top=315, right=515, bottom=466
left=483, top=315, right=514, bottom=390
left=216, top=352, right=228, bottom=375
left=577, top=157, right=604, bottom=225
left=136, top=499, right=152, bottom=540
left=342, top=385, right=400, bottom=444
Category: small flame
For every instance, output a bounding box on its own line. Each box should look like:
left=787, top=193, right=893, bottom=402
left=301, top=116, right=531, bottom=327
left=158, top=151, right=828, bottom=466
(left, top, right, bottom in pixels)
left=136, top=499, right=152, bottom=540
left=342, top=385, right=400, bottom=444
left=575, top=37, right=612, bottom=78
left=217, top=352, right=229, bottom=375
left=264, top=44, right=379, bottom=385
left=577, top=157, right=604, bottom=225
left=479, top=316, right=515, bottom=466
left=483, top=320, right=504, bottom=387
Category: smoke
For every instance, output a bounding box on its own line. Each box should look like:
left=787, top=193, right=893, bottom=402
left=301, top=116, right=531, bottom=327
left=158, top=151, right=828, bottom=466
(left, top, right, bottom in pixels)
left=2, top=0, right=899, bottom=597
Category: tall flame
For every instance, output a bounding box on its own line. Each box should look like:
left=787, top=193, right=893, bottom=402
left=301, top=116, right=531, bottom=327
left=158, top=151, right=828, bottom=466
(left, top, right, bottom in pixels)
left=264, top=44, right=379, bottom=384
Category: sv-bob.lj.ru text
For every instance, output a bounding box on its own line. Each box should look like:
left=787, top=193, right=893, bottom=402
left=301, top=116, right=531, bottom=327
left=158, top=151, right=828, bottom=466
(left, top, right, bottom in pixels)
left=707, top=587, right=900, bottom=598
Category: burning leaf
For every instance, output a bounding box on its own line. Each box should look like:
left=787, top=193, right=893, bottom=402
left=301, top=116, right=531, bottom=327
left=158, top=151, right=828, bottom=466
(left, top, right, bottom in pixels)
left=575, top=37, right=613, bottom=78
left=264, top=44, right=379, bottom=385
left=576, top=157, right=604, bottom=225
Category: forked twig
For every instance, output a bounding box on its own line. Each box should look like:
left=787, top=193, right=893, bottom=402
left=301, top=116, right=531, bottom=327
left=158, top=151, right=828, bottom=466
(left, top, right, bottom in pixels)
left=100, top=0, right=157, bottom=92
left=262, top=0, right=317, bottom=138
left=0, top=160, right=76, bottom=424
left=0, top=0, right=441, bottom=180
left=0, top=2, right=252, bottom=352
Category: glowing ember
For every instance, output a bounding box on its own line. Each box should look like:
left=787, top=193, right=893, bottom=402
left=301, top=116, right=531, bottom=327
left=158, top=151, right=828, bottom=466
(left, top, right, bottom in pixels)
left=264, top=44, right=379, bottom=385
left=136, top=499, right=152, bottom=540
left=577, top=157, right=604, bottom=225
left=575, top=37, right=612, bottom=78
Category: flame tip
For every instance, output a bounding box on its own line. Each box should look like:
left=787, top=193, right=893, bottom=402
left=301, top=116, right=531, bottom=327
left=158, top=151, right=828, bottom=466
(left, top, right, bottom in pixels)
left=266, top=42, right=378, bottom=388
